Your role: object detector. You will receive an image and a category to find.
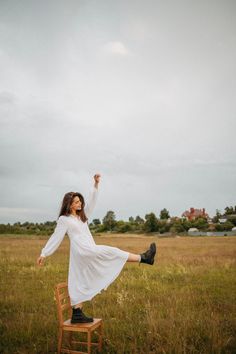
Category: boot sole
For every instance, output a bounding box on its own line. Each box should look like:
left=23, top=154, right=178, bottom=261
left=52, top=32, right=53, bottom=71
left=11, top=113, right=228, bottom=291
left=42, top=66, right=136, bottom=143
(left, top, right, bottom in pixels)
left=150, top=243, right=157, bottom=264
left=71, top=319, right=94, bottom=323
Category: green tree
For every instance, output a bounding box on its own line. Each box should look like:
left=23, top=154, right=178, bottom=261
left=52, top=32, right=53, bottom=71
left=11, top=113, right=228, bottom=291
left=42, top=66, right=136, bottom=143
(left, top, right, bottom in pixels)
left=212, top=209, right=222, bottom=223
left=193, top=217, right=209, bottom=231
left=215, top=221, right=234, bottom=231
left=158, top=220, right=171, bottom=233
left=144, top=212, right=159, bottom=232
left=160, top=208, right=170, bottom=220
left=102, top=211, right=116, bottom=231
left=224, top=206, right=234, bottom=215
left=226, top=214, right=236, bottom=226
left=92, top=218, right=101, bottom=225
left=135, top=215, right=144, bottom=224
left=114, top=221, right=132, bottom=233
left=170, top=222, right=185, bottom=233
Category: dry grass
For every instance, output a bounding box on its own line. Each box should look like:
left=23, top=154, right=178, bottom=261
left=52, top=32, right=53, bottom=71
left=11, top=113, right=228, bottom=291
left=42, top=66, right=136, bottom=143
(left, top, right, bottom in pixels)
left=0, top=235, right=236, bottom=353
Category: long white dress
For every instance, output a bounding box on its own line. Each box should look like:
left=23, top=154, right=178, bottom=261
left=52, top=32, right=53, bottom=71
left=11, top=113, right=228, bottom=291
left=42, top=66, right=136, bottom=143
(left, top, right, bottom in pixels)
left=40, top=186, right=129, bottom=306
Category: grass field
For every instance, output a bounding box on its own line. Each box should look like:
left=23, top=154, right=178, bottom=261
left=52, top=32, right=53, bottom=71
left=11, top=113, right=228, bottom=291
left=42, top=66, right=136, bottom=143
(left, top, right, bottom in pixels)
left=0, top=234, right=236, bottom=353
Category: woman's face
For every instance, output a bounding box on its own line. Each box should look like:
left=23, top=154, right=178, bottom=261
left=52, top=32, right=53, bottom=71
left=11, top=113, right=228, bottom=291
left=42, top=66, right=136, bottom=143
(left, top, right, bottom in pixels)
left=70, top=196, right=82, bottom=213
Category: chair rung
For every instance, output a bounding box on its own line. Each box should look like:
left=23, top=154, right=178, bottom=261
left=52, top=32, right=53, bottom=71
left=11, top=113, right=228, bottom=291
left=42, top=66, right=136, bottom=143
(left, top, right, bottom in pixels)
left=61, top=302, right=71, bottom=312
left=61, top=349, right=87, bottom=354
left=71, top=340, right=99, bottom=346
left=59, top=292, right=70, bottom=301
left=55, top=282, right=68, bottom=290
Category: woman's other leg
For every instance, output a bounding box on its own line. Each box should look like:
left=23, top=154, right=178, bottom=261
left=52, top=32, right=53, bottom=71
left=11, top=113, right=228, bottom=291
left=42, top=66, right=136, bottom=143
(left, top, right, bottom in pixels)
left=73, top=302, right=83, bottom=309
left=127, top=253, right=141, bottom=262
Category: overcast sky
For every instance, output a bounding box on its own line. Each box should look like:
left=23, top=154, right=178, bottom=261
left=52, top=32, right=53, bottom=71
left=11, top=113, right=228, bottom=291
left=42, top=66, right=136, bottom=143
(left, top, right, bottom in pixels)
left=0, top=0, right=236, bottom=224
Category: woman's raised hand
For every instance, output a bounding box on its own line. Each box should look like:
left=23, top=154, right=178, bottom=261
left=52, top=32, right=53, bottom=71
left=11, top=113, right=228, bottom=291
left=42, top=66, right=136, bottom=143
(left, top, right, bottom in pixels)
left=37, top=256, right=45, bottom=266
left=94, top=173, right=101, bottom=184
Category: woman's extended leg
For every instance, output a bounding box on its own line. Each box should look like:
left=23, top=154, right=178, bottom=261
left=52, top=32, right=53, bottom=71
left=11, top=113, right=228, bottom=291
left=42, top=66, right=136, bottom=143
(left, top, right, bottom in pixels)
left=127, top=253, right=141, bottom=262
left=127, top=243, right=157, bottom=265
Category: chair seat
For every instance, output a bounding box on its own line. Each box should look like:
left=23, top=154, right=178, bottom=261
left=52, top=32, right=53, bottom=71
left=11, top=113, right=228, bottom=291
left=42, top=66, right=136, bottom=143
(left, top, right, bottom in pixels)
left=63, top=318, right=102, bottom=332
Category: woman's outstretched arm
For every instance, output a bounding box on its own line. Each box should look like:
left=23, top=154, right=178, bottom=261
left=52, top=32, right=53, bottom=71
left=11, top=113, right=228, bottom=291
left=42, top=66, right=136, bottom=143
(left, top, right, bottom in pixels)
left=84, top=174, right=101, bottom=219
left=37, top=216, right=68, bottom=265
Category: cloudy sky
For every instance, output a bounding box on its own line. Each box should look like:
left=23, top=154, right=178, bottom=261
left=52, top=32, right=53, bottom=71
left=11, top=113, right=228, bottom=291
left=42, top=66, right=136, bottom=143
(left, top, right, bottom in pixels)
left=0, top=0, right=235, bottom=224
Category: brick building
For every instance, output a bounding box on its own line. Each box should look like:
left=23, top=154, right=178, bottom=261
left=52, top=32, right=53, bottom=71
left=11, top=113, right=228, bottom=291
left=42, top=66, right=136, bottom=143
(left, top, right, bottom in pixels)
left=182, top=207, right=209, bottom=221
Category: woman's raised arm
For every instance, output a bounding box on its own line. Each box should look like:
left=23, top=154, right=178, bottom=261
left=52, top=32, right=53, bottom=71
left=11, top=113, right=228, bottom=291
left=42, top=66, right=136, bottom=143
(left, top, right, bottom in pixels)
left=84, top=185, right=99, bottom=219
left=84, top=174, right=101, bottom=219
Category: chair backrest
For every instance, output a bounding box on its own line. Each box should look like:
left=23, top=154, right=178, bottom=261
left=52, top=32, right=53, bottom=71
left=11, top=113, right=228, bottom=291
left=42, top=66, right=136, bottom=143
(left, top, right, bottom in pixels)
left=55, top=282, right=72, bottom=326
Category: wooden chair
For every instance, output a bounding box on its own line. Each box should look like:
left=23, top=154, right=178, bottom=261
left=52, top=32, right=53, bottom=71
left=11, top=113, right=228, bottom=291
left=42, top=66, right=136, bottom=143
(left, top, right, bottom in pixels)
left=55, top=282, right=103, bottom=354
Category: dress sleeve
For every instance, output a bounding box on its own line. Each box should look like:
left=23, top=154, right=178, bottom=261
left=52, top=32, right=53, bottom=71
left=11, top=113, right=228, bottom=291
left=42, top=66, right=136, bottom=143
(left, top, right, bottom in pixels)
left=40, top=216, right=68, bottom=257
left=84, top=186, right=99, bottom=219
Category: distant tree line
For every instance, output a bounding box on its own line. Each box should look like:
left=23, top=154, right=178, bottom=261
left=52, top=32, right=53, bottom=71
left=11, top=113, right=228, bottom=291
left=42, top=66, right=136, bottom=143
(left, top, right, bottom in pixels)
left=0, top=206, right=235, bottom=235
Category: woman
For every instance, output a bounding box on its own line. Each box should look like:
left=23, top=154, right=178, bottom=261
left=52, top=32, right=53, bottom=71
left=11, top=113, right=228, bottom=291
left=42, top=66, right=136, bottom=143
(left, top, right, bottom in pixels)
left=37, top=173, right=157, bottom=323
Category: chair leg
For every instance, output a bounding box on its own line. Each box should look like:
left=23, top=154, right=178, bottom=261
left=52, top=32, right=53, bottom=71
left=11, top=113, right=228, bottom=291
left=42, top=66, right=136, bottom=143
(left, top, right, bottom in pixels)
left=57, top=328, right=63, bottom=354
left=87, top=330, right=91, bottom=354
left=98, top=323, right=103, bottom=352
left=68, top=331, right=73, bottom=349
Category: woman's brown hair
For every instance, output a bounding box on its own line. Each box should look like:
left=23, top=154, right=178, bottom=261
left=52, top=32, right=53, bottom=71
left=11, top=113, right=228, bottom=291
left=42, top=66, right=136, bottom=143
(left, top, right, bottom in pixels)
left=58, top=192, right=88, bottom=223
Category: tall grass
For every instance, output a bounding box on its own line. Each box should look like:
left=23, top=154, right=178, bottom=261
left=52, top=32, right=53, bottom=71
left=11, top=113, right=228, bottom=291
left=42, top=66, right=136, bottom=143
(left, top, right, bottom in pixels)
left=0, top=235, right=235, bottom=353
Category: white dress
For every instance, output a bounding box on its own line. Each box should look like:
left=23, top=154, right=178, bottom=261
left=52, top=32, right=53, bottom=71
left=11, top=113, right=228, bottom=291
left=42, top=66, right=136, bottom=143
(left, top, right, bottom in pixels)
left=40, top=186, right=129, bottom=306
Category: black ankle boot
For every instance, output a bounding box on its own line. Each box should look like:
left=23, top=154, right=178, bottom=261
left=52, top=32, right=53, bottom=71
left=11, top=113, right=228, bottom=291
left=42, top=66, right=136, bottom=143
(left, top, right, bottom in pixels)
left=71, top=307, right=94, bottom=323
left=139, top=242, right=157, bottom=265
